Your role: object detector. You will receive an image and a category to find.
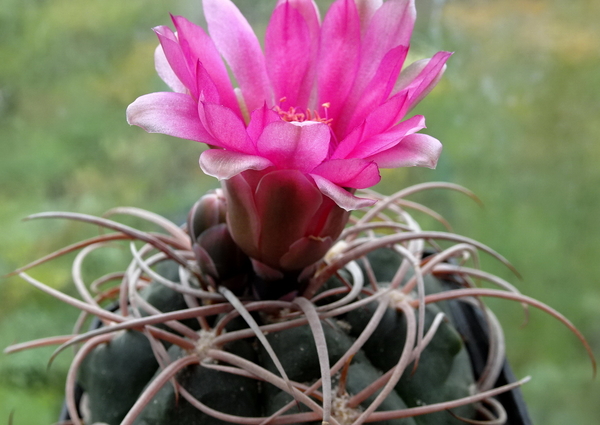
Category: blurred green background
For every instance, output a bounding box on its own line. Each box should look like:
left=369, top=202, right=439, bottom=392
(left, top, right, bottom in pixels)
left=1, top=0, right=598, bottom=423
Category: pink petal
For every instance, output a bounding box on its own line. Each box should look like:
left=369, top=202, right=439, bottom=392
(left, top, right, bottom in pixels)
left=361, top=0, right=415, bottom=65
left=195, top=61, right=220, bottom=104
left=311, top=175, right=377, bottom=211
left=277, top=1, right=322, bottom=107
left=199, top=149, right=273, bottom=180
left=364, top=91, right=411, bottom=136
left=198, top=102, right=255, bottom=153
left=400, top=51, right=452, bottom=111
left=329, top=122, right=365, bottom=160
left=246, top=104, right=281, bottom=143
left=265, top=2, right=313, bottom=108
left=331, top=91, right=409, bottom=159
left=203, top=0, right=272, bottom=112
left=393, top=58, right=428, bottom=93
left=349, top=0, right=414, bottom=102
left=154, top=26, right=197, bottom=98
left=312, top=158, right=380, bottom=188
left=317, top=0, right=361, bottom=124
left=344, top=114, right=426, bottom=159
left=171, top=15, right=241, bottom=115
left=340, top=44, right=409, bottom=136
left=355, top=0, right=383, bottom=31
left=256, top=121, right=330, bottom=172
left=154, top=44, right=187, bottom=93
left=366, top=133, right=442, bottom=169
left=126, top=92, right=213, bottom=143
left=277, top=0, right=321, bottom=28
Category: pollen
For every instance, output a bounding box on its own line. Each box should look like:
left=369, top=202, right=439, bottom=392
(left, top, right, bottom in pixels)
left=275, top=98, right=333, bottom=125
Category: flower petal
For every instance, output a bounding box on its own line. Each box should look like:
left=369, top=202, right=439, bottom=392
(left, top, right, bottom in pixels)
left=318, top=0, right=361, bottom=123
left=126, top=92, right=213, bottom=143
left=198, top=102, right=255, bottom=153
left=362, top=0, right=415, bottom=61
left=265, top=2, right=313, bottom=108
left=366, top=133, right=442, bottom=169
left=154, top=25, right=197, bottom=98
left=256, top=121, right=330, bottom=172
left=254, top=170, right=323, bottom=268
left=246, top=104, right=281, bottom=143
left=344, top=114, right=426, bottom=159
left=154, top=44, right=187, bottom=93
left=335, top=0, right=414, bottom=133
left=399, top=51, right=452, bottom=111
left=203, top=0, right=272, bottom=111
left=331, top=91, right=410, bottom=159
left=276, top=0, right=321, bottom=108
left=363, top=90, right=411, bottom=137
left=304, top=196, right=349, bottom=240
left=312, top=158, right=380, bottom=188
left=195, top=61, right=221, bottom=104
left=171, top=15, right=241, bottom=115
left=340, top=44, right=409, bottom=136
left=222, top=173, right=262, bottom=261
left=199, top=150, right=273, bottom=180
left=311, top=175, right=376, bottom=211
left=355, top=0, right=383, bottom=31
left=280, top=236, right=334, bottom=270
left=394, top=58, right=428, bottom=93
left=277, top=0, right=321, bottom=28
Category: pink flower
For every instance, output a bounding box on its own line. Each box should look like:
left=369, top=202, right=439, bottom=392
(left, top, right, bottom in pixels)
left=127, top=0, right=450, bottom=272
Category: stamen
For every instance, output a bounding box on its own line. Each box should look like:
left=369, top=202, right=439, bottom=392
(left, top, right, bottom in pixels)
left=274, top=102, right=333, bottom=126
left=321, top=102, right=331, bottom=122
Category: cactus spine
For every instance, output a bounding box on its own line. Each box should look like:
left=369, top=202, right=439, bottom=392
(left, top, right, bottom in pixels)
left=9, top=185, right=594, bottom=425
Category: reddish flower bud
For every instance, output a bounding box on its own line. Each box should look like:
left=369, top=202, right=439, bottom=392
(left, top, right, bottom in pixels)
left=188, top=190, right=251, bottom=292
left=187, top=189, right=227, bottom=242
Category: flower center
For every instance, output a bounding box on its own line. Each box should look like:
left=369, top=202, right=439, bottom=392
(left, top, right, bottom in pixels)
left=275, top=98, right=332, bottom=126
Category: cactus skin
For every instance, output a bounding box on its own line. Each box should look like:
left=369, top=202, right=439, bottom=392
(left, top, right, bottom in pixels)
left=78, top=271, right=194, bottom=424
left=347, top=248, right=477, bottom=424
left=78, top=330, right=160, bottom=424
left=132, top=343, right=261, bottom=425
left=75, top=247, right=479, bottom=425
left=259, top=322, right=418, bottom=425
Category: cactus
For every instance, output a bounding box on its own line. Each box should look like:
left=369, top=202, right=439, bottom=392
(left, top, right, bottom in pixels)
left=7, top=185, right=594, bottom=425
left=4, top=1, right=595, bottom=424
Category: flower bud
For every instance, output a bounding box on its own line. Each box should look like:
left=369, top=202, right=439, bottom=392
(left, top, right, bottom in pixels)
left=195, top=223, right=251, bottom=293
left=187, top=189, right=227, bottom=242
left=188, top=190, right=251, bottom=293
